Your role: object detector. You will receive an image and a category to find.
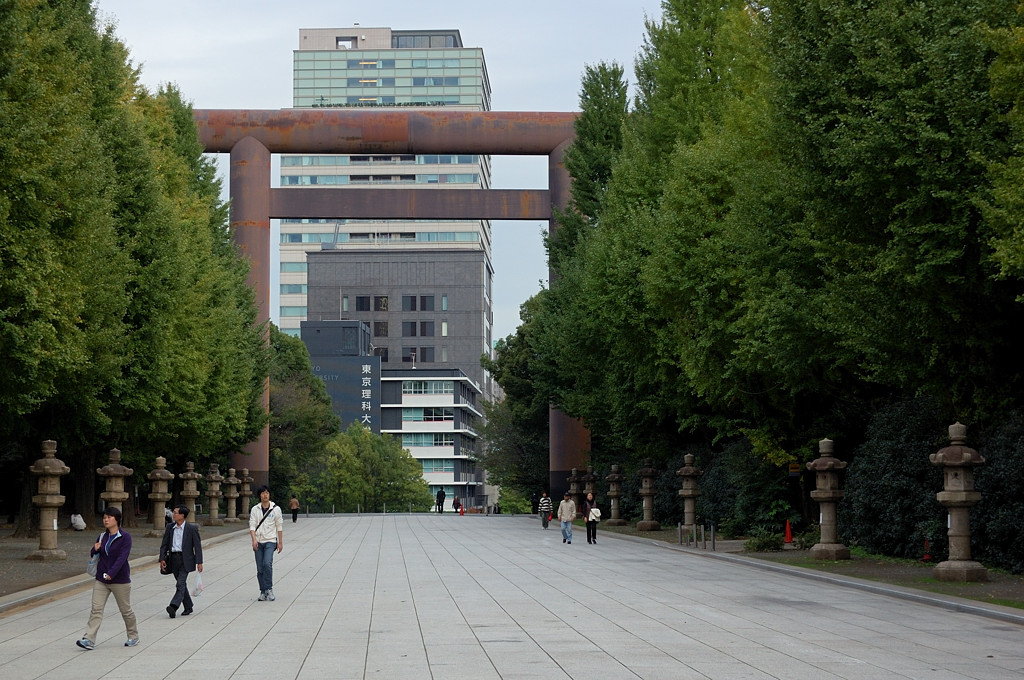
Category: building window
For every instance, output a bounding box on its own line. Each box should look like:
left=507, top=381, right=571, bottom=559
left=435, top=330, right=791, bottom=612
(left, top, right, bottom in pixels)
left=373, top=321, right=388, bottom=337
left=374, top=347, right=389, bottom=363
left=442, top=345, right=448, bottom=362
left=402, top=295, right=416, bottom=311
left=356, top=296, right=370, bottom=312
left=403, top=407, right=454, bottom=422
left=421, top=459, right=455, bottom=473
left=281, top=262, right=307, bottom=273
left=402, top=433, right=455, bottom=447
left=420, top=295, right=434, bottom=311
left=441, top=294, right=448, bottom=311
left=374, top=295, right=388, bottom=311
left=402, top=321, right=417, bottom=337
left=402, top=347, right=418, bottom=363
left=419, top=321, right=434, bottom=337
left=420, top=346, right=435, bottom=362
left=280, top=284, right=307, bottom=294
left=280, top=306, right=306, bottom=316
left=441, top=321, right=448, bottom=337
left=342, top=295, right=349, bottom=312
left=402, top=380, right=454, bottom=394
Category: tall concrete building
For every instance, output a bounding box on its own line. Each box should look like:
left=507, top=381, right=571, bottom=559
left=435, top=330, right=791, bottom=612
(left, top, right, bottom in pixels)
left=279, top=26, right=496, bottom=402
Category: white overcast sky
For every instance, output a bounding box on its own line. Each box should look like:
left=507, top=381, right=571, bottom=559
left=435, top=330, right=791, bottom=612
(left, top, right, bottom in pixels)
left=94, top=0, right=663, bottom=341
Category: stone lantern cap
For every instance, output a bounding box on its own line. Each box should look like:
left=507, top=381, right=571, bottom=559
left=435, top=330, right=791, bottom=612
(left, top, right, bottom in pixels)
left=179, top=461, right=202, bottom=480
left=224, top=468, right=241, bottom=485
left=604, top=465, right=623, bottom=484
left=29, top=440, right=70, bottom=476
left=806, top=438, right=847, bottom=471
left=929, top=423, right=984, bottom=467
left=147, top=456, right=175, bottom=482
left=97, top=448, right=133, bottom=477
left=206, top=463, right=224, bottom=483
left=676, top=453, right=702, bottom=478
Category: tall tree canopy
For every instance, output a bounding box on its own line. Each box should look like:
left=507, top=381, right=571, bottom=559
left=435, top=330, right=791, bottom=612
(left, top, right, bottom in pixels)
left=0, top=0, right=268, bottom=522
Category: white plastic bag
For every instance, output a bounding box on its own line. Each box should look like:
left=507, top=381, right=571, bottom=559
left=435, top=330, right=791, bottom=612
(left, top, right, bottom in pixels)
left=192, top=572, right=205, bottom=597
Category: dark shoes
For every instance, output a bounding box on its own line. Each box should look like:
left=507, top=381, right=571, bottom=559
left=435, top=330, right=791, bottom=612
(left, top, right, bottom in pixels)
left=166, top=605, right=176, bottom=619
left=181, top=608, right=193, bottom=616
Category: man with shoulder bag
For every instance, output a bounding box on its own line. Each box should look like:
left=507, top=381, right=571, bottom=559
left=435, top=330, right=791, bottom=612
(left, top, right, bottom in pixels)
left=159, top=506, right=203, bottom=618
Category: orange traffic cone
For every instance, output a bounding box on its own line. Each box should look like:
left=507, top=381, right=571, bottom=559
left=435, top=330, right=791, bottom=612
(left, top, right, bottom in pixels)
left=784, top=520, right=794, bottom=546
left=920, top=538, right=932, bottom=562
left=459, top=504, right=465, bottom=516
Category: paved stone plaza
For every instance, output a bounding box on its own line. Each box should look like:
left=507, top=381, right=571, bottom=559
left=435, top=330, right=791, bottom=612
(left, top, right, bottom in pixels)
left=0, top=514, right=1021, bottom=679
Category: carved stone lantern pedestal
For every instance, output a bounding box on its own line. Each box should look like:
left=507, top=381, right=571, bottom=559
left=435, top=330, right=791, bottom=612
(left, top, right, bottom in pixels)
left=27, top=440, right=70, bottom=561
left=636, top=459, right=660, bottom=531
left=147, top=456, right=175, bottom=537
left=204, top=463, right=225, bottom=526
left=179, top=462, right=201, bottom=523
left=223, top=468, right=241, bottom=523
left=930, top=423, right=987, bottom=582
left=676, top=453, right=702, bottom=538
left=604, top=465, right=626, bottom=527
left=97, top=448, right=133, bottom=513
left=806, top=438, right=850, bottom=561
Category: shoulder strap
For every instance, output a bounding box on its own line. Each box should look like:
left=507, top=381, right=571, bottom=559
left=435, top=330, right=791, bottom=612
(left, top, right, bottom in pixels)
left=254, top=502, right=276, bottom=532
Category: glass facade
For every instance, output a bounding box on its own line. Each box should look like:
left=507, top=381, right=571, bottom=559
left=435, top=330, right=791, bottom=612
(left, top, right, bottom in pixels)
left=279, top=27, right=493, bottom=352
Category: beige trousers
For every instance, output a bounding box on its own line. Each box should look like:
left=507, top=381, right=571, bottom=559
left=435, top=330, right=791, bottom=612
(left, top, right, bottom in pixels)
left=84, top=580, right=138, bottom=642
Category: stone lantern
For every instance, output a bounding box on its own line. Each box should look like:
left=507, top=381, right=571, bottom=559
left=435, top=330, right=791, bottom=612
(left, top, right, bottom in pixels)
left=147, top=456, right=174, bottom=537
left=930, top=423, right=987, bottom=582
left=582, top=466, right=597, bottom=498
left=204, top=463, right=225, bottom=526
left=806, top=438, right=849, bottom=560
left=604, top=465, right=626, bottom=526
left=223, top=467, right=241, bottom=523
left=179, top=461, right=201, bottom=522
left=676, top=453, right=702, bottom=531
left=567, top=467, right=581, bottom=511
left=27, top=440, right=70, bottom=561
left=239, top=468, right=254, bottom=519
left=97, top=448, right=133, bottom=513
left=636, top=459, right=660, bottom=531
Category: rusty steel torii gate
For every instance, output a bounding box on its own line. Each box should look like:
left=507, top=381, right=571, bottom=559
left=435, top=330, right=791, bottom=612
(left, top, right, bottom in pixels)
left=194, top=109, right=590, bottom=493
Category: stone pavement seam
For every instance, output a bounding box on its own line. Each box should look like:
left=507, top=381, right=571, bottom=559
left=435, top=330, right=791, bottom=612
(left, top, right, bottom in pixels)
left=598, top=527, right=1024, bottom=627
left=0, top=527, right=249, bottom=616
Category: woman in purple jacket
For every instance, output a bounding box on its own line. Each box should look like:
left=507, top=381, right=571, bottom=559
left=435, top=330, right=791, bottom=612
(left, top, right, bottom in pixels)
left=76, top=506, right=139, bottom=650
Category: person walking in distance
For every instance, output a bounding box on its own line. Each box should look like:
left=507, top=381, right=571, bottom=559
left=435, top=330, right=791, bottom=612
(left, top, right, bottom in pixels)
left=76, top=507, right=139, bottom=650
left=159, top=505, right=203, bottom=618
left=249, top=485, right=284, bottom=601
left=582, top=492, right=600, bottom=544
left=435, top=488, right=446, bottom=513
left=557, top=492, right=576, bottom=544
left=537, top=491, right=553, bottom=529
left=289, top=495, right=299, bottom=523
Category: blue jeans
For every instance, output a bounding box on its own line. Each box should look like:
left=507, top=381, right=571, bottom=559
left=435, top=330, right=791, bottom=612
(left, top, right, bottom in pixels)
left=254, top=542, right=276, bottom=591
left=560, top=520, right=573, bottom=542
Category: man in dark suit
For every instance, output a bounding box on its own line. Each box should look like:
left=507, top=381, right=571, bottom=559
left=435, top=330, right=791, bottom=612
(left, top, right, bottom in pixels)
left=159, top=505, right=203, bottom=618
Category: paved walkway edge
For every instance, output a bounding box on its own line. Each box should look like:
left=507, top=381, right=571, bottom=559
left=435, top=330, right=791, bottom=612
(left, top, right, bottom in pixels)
left=604, top=529, right=1024, bottom=627
left=0, top=527, right=248, bottom=615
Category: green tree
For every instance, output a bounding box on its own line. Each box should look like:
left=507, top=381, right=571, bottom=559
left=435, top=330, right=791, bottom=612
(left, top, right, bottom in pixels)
left=268, top=325, right=340, bottom=501
left=321, top=424, right=432, bottom=512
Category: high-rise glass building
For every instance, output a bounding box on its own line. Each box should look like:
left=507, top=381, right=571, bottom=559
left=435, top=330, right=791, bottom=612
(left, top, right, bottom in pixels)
left=279, top=27, right=494, bottom=402
left=282, top=27, right=495, bottom=506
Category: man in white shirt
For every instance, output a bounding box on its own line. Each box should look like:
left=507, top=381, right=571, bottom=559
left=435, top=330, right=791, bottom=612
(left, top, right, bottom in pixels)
left=249, top=485, right=284, bottom=601
left=159, top=506, right=203, bottom=617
